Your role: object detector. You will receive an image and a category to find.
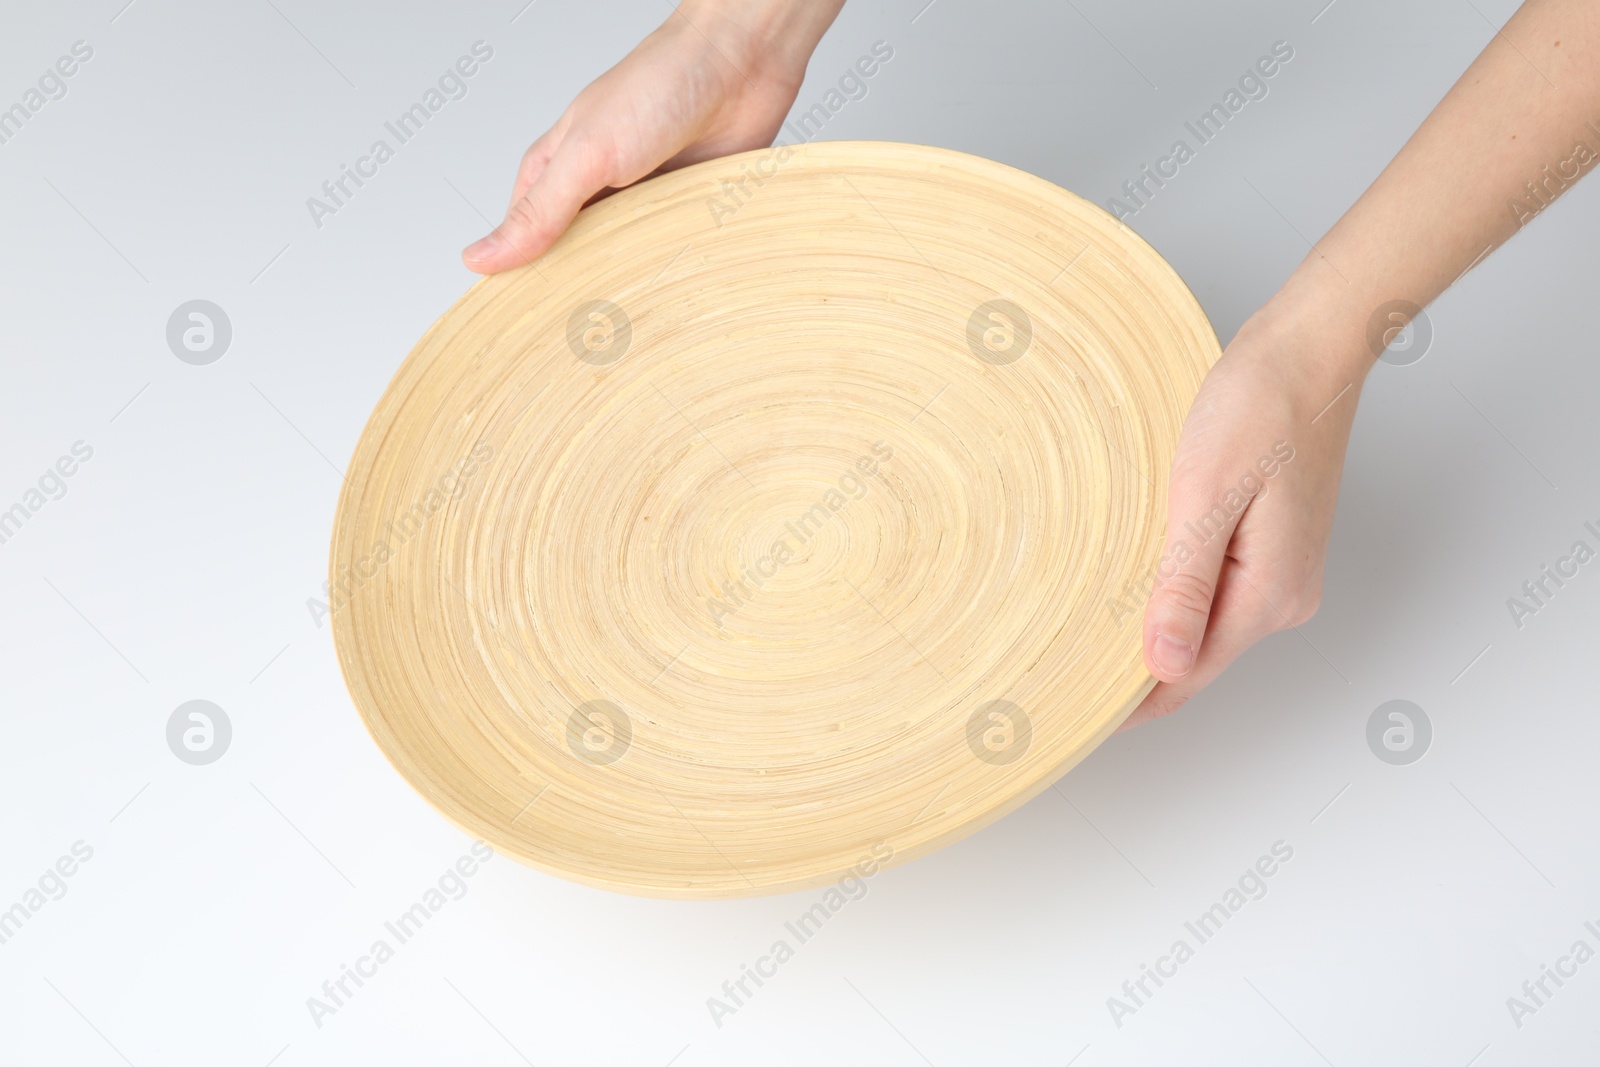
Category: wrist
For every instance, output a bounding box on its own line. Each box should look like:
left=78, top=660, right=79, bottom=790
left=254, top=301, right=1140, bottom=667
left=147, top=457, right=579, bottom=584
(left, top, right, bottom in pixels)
left=1235, top=259, right=1383, bottom=391
left=675, top=0, right=841, bottom=92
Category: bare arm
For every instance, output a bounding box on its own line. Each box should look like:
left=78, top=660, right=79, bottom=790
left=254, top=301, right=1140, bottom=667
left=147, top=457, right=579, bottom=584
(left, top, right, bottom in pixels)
left=1131, top=0, right=1600, bottom=726
left=1276, top=0, right=1599, bottom=368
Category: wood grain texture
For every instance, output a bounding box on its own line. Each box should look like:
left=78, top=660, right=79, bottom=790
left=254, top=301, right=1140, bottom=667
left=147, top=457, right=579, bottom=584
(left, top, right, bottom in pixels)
left=330, top=141, right=1221, bottom=898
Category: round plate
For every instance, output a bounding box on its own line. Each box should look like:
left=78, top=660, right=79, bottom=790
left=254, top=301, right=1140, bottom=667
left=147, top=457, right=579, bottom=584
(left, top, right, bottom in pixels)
left=331, top=141, right=1220, bottom=898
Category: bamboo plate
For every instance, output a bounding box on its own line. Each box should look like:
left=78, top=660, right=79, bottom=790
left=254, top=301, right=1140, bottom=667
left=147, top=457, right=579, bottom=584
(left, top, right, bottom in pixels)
left=331, top=141, right=1220, bottom=898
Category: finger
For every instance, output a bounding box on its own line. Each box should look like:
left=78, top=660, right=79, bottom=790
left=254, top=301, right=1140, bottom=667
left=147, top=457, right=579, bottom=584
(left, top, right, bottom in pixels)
left=463, top=140, right=610, bottom=273
left=1140, top=455, right=1251, bottom=684
left=1119, top=556, right=1279, bottom=730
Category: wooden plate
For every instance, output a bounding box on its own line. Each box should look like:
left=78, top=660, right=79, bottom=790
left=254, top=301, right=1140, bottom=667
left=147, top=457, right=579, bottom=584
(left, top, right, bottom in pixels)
left=331, top=141, right=1220, bottom=898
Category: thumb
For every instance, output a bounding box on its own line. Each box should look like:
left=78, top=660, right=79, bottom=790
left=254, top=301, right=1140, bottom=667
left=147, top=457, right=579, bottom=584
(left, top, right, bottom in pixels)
left=1141, top=462, right=1246, bottom=684
left=462, top=144, right=610, bottom=273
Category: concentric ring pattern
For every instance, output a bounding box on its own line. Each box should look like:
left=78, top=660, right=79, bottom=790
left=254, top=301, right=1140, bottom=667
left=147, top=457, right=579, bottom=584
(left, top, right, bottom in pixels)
left=331, top=141, right=1221, bottom=898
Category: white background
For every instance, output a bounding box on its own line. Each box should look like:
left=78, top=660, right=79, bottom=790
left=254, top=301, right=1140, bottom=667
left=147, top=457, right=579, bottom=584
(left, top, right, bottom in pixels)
left=1, top=0, right=1596, bottom=1064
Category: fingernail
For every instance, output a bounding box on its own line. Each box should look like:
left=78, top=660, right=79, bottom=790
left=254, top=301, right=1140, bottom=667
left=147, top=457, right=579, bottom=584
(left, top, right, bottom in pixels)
left=1152, top=632, right=1194, bottom=677
left=464, top=231, right=503, bottom=262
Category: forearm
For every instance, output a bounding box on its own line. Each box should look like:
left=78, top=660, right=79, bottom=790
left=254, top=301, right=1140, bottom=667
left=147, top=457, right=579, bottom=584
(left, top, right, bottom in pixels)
left=1251, top=0, right=1600, bottom=373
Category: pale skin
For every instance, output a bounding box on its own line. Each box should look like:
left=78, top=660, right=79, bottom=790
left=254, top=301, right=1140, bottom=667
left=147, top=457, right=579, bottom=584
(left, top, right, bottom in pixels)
left=463, top=0, right=1600, bottom=729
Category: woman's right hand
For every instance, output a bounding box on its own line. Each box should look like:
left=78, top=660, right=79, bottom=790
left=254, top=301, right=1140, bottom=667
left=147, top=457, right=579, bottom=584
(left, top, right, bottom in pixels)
left=462, top=0, right=843, bottom=274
